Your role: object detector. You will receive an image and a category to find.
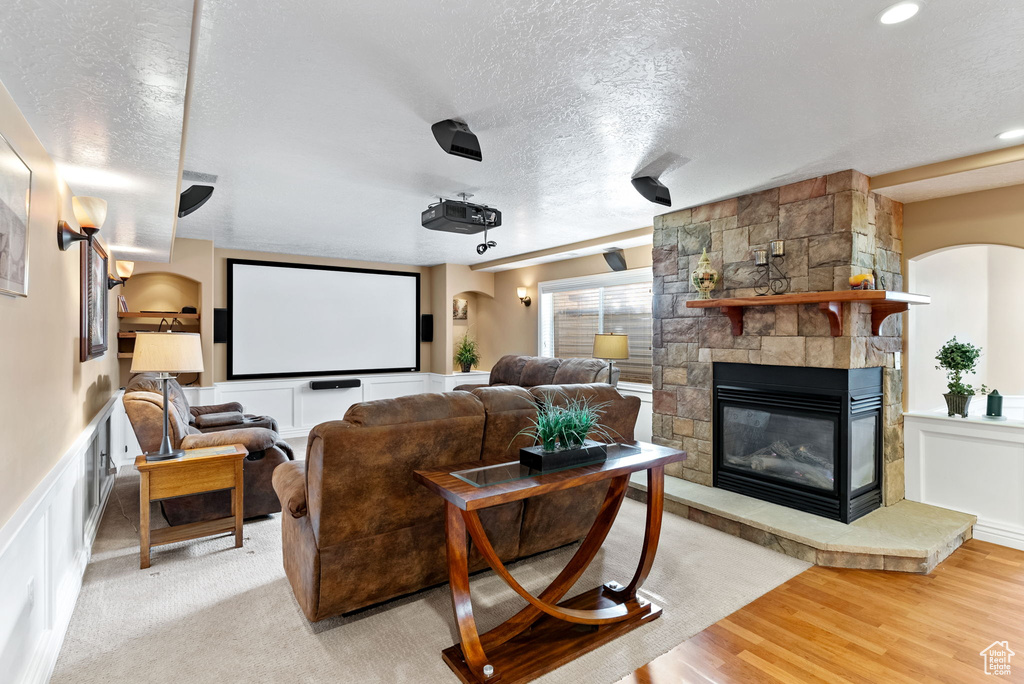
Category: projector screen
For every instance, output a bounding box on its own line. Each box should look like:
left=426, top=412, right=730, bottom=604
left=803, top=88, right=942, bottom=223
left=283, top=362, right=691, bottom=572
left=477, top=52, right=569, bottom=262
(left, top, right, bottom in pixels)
left=227, top=259, right=420, bottom=379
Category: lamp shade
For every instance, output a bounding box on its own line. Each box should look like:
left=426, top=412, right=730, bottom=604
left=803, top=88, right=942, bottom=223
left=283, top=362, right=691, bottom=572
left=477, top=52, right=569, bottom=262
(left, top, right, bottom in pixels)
left=593, top=333, right=629, bottom=360
left=131, top=332, right=204, bottom=373
left=516, top=286, right=528, bottom=299
left=71, top=196, right=107, bottom=230
left=115, top=260, right=135, bottom=279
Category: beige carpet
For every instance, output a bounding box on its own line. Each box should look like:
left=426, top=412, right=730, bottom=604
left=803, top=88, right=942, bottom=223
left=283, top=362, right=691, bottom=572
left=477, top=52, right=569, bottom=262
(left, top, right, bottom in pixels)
left=52, top=465, right=809, bottom=684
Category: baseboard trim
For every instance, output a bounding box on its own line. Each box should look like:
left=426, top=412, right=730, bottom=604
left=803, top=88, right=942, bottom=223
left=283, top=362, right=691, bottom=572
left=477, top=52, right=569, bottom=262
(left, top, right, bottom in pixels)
left=972, top=521, right=1024, bottom=551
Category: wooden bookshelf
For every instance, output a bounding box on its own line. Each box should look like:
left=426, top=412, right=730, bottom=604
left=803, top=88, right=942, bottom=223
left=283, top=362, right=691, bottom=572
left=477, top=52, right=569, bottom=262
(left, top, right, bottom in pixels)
left=685, top=290, right=930, bottom=337
left=118, top=312, right=200, bottom=319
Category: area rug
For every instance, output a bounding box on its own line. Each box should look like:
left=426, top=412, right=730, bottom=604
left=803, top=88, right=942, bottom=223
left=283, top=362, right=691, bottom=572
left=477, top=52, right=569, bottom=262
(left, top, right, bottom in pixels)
left=52, top=467, right=809, bottom=683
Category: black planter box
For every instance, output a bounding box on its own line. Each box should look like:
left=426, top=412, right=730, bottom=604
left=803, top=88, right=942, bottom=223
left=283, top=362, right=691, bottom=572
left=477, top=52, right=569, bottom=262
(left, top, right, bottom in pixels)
left=519, top=440, right=608, bottom=472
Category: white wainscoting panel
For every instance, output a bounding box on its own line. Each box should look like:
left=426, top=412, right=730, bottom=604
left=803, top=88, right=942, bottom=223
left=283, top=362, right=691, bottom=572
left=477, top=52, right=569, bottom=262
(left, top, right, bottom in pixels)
left=0, top=390, right=125, bottom=684
left=905, top=411, right=1024, bottom=550
left=619, top=382, right=653, bottom=443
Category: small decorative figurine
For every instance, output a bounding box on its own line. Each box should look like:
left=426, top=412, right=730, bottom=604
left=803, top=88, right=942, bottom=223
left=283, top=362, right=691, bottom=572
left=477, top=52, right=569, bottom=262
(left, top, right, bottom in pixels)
left=690, top=248, right=719, bottom=300
left=849, top=273, right=875, bottom=290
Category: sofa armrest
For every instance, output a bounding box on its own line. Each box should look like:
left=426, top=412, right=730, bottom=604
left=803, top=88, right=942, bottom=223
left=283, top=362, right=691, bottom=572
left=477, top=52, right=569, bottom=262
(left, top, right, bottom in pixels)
left=273, top=460, right=307, bottom=518
left=180, top=427, right=279, bottom=453
left=190, top=402, right=245, bottom=418
left=453, top=383, right=489, bottom=392
left=193, top=411, right=246, bottom=429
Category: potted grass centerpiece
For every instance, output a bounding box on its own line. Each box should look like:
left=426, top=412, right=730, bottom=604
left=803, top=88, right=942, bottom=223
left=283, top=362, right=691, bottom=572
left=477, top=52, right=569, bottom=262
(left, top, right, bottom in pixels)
left=517, top=392, right=617, bottom=471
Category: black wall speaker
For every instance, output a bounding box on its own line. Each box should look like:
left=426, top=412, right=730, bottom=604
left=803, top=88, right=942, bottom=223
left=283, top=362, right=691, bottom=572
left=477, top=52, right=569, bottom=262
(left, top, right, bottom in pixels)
left=178, top=185, right=215, bottom=217
left=214, top=308, right=228, bottom=343
left=421, top=314, right=434, bottom=342
left=603, top=249, right=627, bottom=272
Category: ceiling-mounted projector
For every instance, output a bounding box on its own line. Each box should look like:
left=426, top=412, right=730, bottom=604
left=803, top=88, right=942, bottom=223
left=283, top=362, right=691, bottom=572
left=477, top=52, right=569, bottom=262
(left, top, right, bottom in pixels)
left=421, top=199, right=501, bottom=235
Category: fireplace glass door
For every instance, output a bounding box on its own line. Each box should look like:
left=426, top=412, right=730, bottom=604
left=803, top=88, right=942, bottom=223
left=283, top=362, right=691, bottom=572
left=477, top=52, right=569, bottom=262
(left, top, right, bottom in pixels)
left=721, top=406, right=836, bottom=492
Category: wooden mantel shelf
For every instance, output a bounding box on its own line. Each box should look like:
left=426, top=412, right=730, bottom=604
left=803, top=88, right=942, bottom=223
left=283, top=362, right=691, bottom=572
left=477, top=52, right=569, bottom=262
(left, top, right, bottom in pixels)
left=686, top=290, right=930, bottom=337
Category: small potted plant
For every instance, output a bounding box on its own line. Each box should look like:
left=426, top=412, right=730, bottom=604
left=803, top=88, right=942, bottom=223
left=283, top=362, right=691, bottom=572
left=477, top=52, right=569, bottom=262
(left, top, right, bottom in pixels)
left=935, top=337, right=983, bottom=418
left=516, top=392, right=618, bottom=471
left=453, top=332, right=480, bottom=373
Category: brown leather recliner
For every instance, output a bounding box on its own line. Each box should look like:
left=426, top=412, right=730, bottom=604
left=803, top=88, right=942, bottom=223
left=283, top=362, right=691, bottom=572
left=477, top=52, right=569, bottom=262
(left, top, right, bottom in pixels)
left=453, top=354, right=618, bottom=392
left=272, top=384, right=640, bottom=622
left=123, top=388, right=294, bottom=526
left=126, top=372, right=279, bottom=433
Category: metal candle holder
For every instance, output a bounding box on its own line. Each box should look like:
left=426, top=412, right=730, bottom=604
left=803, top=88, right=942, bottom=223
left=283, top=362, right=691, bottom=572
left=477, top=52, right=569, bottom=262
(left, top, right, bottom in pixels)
left=754, top=240, right=790, bottom=295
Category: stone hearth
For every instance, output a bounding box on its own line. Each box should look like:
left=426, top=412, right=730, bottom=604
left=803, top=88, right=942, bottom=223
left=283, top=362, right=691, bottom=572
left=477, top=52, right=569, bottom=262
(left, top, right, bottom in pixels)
left=652, top=170, right=906, bottom=506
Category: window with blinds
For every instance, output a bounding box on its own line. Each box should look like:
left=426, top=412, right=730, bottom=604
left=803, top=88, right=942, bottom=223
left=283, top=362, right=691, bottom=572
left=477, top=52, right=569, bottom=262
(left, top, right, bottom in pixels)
left=539, top=270, right=653, bottom=384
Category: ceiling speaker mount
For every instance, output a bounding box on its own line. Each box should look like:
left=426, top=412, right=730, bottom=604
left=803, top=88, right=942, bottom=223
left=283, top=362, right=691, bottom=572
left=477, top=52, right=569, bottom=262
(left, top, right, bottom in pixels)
left=631, top=176, right=671, bottom=206
left=431, top=119, right=482, bottom=161
left=178, top=185, right=214, bottom=218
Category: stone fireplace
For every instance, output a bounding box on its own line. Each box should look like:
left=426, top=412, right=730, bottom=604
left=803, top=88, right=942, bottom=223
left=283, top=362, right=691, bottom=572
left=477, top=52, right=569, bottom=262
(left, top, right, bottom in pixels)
left=652, top=170, right=906, bottom=508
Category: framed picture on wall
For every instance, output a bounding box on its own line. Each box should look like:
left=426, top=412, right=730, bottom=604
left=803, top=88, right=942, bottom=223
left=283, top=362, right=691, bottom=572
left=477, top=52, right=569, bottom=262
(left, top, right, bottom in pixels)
left=81, top=240, right=108, bottom=361
left=0, top=131, right=32, bottom=298
left=453, top=297, right=468, bottom=320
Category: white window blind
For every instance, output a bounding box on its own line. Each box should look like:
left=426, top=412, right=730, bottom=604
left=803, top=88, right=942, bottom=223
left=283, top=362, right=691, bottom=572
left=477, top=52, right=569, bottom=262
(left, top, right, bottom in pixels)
left=539, top=268, right=653, bottom=384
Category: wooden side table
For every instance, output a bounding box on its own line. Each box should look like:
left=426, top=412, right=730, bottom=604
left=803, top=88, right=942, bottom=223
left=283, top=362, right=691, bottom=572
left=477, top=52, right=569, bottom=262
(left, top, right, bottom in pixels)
left=414, top=441, right=686, bottom=684
left=135, top=444, right=248, bottom=569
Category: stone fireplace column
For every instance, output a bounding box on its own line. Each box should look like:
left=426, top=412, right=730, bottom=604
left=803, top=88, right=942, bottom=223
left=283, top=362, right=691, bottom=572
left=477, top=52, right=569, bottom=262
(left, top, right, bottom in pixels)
left=651, top=170, right=906, bottom=505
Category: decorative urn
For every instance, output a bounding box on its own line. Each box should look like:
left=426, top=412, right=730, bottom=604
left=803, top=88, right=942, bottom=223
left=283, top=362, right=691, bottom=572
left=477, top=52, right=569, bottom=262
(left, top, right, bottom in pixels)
left=690, top=248, right=719, bottom=300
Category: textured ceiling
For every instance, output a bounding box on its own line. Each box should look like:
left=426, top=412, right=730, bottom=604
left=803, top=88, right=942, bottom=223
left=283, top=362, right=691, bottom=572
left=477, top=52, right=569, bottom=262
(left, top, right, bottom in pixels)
left=4, top=1, right=1023, bottom=266
left=0, top=0, right=195, bottom=259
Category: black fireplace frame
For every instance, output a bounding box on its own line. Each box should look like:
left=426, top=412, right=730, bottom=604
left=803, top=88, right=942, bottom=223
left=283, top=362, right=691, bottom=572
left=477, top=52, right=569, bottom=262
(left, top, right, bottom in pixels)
left=713, top=363, right=883, bottom=523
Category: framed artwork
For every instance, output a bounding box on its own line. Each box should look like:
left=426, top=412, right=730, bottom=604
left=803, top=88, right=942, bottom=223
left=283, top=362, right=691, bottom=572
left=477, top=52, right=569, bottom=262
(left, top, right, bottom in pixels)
left=0, top=131, right=32, bottom=297
left=81, top=240, right=109, bottom=361
left=452, top=297, right=468, bottom=320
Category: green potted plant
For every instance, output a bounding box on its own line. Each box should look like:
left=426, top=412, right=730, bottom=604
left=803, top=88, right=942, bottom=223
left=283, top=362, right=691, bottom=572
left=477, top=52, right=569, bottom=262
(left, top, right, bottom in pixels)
left=935, top=336, right=983, bottom=418
left=453, top=332, right=480, bottom=373
left=516, top=392, right=618, bottom=471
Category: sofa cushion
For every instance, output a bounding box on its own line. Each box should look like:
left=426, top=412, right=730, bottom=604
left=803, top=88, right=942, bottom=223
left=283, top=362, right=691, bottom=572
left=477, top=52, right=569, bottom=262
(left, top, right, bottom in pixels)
left=126, top=372, right=192, bottom=426
left=552, top=357, right=611, bottom=385
left=471, top=386, right=537, bottom=461
left=529, top=383, right=641, bottom=444
left=343, top=391, right=482, bottom=427
left=488, top=355, right=529, bottom=386
left=519, top=357, right=561, bottom=387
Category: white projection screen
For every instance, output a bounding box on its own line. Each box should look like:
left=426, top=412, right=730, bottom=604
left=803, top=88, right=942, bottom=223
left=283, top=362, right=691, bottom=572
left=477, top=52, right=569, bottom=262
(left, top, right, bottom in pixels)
left=227, top=259, right=420, bottom=379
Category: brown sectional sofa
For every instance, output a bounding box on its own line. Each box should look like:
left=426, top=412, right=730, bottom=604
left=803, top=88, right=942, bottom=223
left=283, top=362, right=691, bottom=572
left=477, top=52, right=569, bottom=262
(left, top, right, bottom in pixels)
left=453, top=354, right=617, bottom=392
left=272, top=383, right=640, bottom=621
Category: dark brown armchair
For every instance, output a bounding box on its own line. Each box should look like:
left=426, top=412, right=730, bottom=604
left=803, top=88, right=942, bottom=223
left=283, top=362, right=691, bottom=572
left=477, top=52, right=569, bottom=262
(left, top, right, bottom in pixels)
left=123, top=380, right=294, bottom=526
left=126, top=372, right=279, bottom=432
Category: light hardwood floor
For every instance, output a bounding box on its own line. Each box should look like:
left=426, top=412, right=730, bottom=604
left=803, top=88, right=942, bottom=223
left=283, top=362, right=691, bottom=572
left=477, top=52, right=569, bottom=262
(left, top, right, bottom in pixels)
left=622, top=539, right=1024, bottom=683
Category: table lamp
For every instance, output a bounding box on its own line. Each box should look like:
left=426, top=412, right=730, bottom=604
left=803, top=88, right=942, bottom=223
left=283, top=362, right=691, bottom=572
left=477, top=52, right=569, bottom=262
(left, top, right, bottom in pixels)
left=131, top=332, right=205, bottom=461
left=593, top=333, right=629, bottom=387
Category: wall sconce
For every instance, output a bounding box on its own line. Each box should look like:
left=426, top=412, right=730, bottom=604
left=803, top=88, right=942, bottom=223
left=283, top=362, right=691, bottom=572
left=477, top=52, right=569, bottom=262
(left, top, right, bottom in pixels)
left=57, top=196, right=107, bottom=251
left=517, top=286, right=532, bottom=307
left=107, top=260, right=135, bottom=289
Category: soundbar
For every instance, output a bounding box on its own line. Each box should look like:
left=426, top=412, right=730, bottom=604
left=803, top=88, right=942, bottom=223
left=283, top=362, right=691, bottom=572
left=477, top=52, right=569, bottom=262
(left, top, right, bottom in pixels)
left=309, top=379, right=362, bottom=391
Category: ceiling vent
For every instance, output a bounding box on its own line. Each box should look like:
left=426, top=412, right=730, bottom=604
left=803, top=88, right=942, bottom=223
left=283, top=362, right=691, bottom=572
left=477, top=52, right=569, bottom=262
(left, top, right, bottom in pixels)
left=431, top=120, right=482, bottom=161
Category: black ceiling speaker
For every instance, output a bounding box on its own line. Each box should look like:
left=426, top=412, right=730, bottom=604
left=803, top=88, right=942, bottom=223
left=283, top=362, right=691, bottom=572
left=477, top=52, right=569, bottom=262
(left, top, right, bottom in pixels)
left=631, top=176, right=671, bottom=206
left=603, top=249, right=627, bottom=272
left=178, top=185, right=215, bottom=218
left=431, top=119, right=482, bottom=161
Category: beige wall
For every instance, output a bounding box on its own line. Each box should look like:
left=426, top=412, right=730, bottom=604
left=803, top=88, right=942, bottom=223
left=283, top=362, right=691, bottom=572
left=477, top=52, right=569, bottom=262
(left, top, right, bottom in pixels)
left=212, top=247, right=432, bottom=382
left=903, top=184, right=1024, bottom=260
left=0, top=81, right=119, bottom=528
left=476, top=244, right=653, bottom=369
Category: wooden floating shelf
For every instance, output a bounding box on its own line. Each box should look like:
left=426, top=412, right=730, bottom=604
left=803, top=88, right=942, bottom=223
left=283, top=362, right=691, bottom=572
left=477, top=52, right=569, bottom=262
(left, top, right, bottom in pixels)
left=118, top=312, right=200, bottom=320
left=686, top=290, right=930, bottom=337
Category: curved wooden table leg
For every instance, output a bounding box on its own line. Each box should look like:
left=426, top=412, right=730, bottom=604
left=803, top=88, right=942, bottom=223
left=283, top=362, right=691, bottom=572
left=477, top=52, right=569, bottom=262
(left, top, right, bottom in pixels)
left=446, top=501, right=491, bottom=681
left=464, top=478, right=647, bottom=626
left=480, top=475, right=630, bottom=649
left=623, top=465, right=664, bottom=598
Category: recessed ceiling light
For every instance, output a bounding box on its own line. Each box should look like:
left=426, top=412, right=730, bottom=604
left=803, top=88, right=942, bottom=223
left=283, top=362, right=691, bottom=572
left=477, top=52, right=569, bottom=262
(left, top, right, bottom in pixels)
left=879, top=2, right=920, bottom=24
left=996, top=129, right=1024, bottom=141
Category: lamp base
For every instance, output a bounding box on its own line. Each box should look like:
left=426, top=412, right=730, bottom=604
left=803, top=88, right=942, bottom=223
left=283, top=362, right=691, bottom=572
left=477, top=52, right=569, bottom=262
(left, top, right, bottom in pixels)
left=145, top=449, right=185, bottom=462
